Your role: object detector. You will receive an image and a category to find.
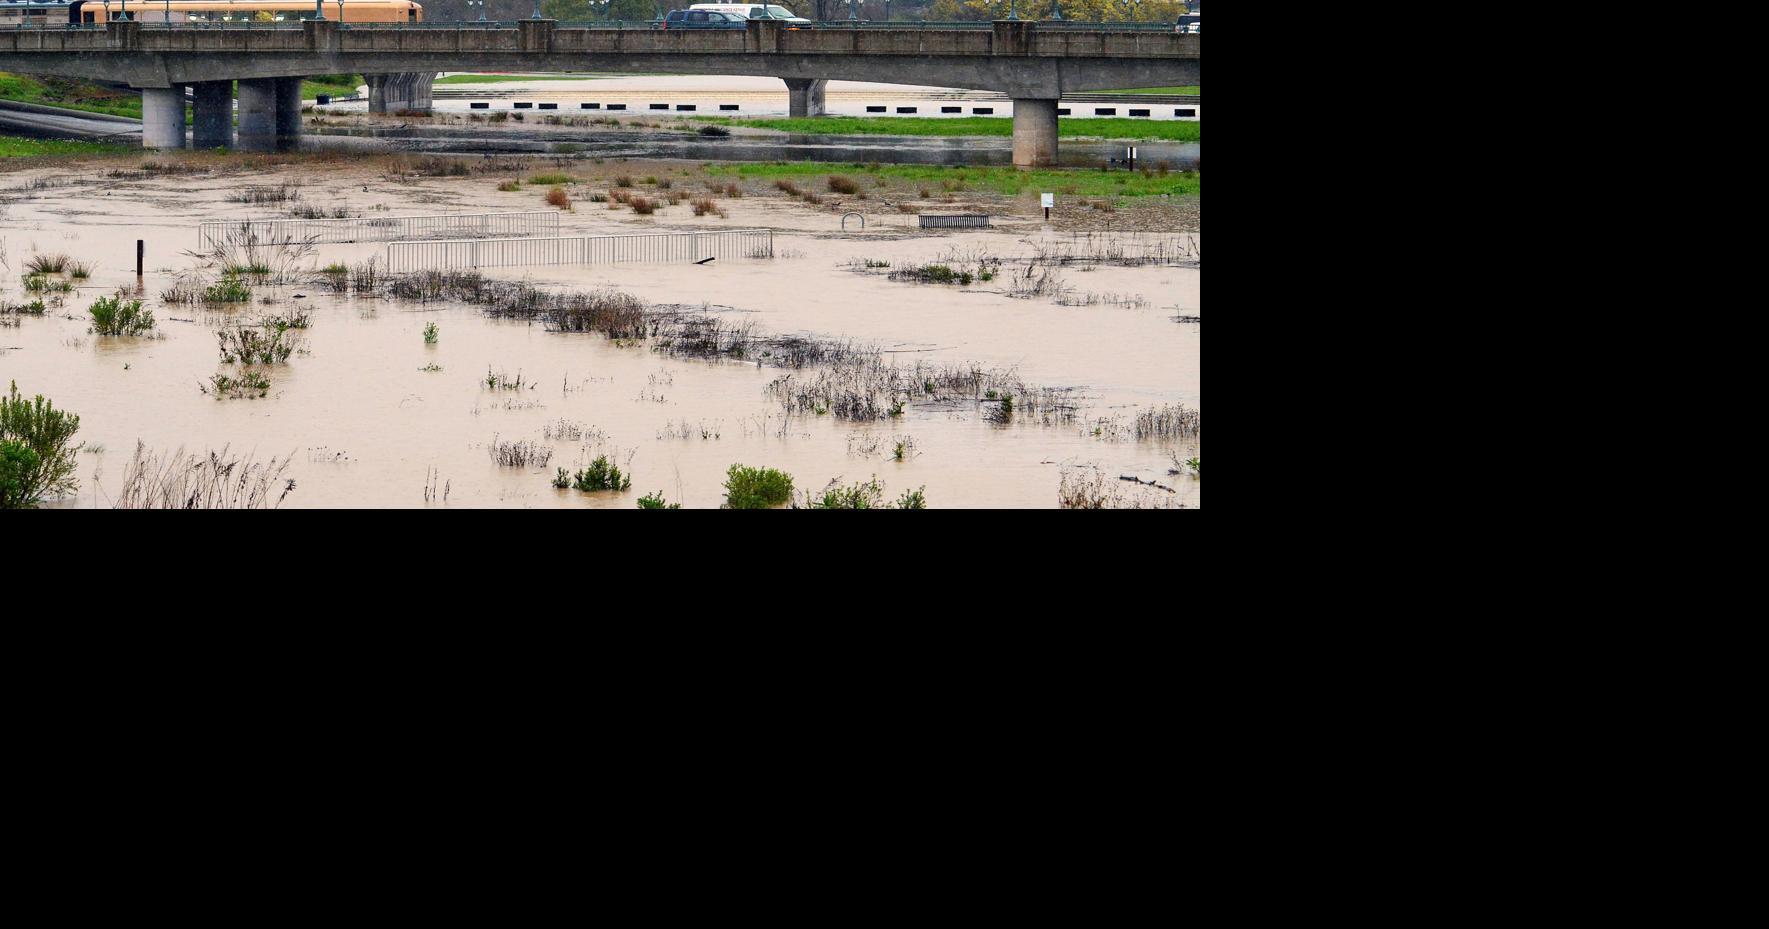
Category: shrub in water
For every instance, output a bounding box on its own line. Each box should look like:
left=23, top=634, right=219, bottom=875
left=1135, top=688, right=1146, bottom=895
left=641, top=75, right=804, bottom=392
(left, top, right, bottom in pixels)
left=203, top=276, right=252, bottom=303
left=24, top=253, right=69, bottom=274
left=637, top=491, right=682, bottom=509
left=0, top=381, right=82, bottom=508
left=568, top=455, right=631, bottom=492
left=88, top=294, right=154, bottom=336
left=203, top=371, right=272, bottom=399
left=722, top=464, right=793, bottom=509
left=217, top=321, right=297, bottom=364
left=0, top=441, right=39, bottom=510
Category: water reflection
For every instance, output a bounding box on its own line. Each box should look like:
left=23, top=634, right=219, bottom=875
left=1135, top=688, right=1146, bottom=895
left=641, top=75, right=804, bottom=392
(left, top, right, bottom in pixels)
left=314, top=127, right=1200, bottom=169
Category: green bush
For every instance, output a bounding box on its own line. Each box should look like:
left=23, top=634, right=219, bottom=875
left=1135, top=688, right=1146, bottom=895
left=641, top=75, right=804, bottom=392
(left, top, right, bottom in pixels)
left=0, top=441, right=41, bottom=509
left=810, top=477, right=884, bottom=509
left=202, top=276, right=252, bottom=303
left=203, top=371, right=272, bottom=399
left=564, top=456, right=631, bottom=492
left=88, top=294, right=154, bottom=336
left=803, top=477, right=927, bottom=509
left=0, top=381, right=82, bottom=507
left=637, top=491, right=681, bottom=509
left=722, top=464, right=793, bottom=509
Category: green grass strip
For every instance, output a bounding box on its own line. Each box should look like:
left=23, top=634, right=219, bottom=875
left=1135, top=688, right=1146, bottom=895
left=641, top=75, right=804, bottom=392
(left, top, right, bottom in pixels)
left=691, top=115, right=1199, bottom=142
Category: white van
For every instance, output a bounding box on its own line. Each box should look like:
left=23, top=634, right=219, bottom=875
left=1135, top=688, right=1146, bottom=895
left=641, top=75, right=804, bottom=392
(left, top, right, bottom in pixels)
left=689, top=4, right=811, bottom=23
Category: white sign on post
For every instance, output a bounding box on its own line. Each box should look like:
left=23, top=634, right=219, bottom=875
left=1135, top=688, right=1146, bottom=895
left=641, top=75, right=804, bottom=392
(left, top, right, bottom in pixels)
left=1041, top=193, right=1055, bottom=208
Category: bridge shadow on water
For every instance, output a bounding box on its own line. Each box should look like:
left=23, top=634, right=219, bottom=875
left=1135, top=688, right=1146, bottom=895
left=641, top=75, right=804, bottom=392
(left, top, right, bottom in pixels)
left=311, top=127, right=1201, bottom=170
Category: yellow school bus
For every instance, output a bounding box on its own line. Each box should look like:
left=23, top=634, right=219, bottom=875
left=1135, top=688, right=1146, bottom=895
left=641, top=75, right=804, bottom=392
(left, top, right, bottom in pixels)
left=66, top=1, right=423, bottom=24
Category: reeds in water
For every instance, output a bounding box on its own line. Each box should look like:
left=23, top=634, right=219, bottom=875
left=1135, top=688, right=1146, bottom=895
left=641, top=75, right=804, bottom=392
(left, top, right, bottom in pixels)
left=489, top=435, right=553, bottom=468
left=112, top=442, right=297, bottom=509
left=1133, top=403, right=1201, bottom=440
left=217, top=319, right=300, bottom=364
left=226, top=183, right=302, bottom=204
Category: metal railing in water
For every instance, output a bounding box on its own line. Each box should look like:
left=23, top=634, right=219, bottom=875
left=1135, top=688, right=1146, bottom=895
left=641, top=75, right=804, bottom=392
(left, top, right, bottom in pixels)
left=198, top=211, right=559, bottom=248
left=386, top=229, right=774, bottom=272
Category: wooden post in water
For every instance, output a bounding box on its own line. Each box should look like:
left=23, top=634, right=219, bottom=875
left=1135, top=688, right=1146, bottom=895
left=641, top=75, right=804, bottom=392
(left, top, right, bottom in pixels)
left=136, top=240, right=144, bottom=279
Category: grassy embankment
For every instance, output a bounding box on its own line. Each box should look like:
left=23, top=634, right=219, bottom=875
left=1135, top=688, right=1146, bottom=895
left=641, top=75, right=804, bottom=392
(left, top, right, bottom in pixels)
left=0, top=72, right=141, bottom=118
left=435, top=73, right=617, bottom=84
left=690, top=115, right=1199, bottom=142
left=1106, top=86, right=1200, bottom=94
left=703, top=161, right=1198, bottom=199
left=0, top=137, right=132, bottom=158
left=0, top=72, right=363, bottom=122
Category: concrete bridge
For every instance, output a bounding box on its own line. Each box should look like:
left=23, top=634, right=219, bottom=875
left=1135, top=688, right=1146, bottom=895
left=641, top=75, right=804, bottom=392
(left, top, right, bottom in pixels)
left=0, top=19, right=1198, bottom=166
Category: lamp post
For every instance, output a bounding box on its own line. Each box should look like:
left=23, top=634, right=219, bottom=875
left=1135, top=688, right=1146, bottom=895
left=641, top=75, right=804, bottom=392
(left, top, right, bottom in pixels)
left=1006, top=0, right=1017, bottom=21
left=532, top=0, right=542, bottom=18
left=312, top=0, right=322, bottom=20
left=1050, top=0, right=1062, bottom=20
left=466, top=0, right=484, bottom=19
left=847, top=0, right=857, bottom=21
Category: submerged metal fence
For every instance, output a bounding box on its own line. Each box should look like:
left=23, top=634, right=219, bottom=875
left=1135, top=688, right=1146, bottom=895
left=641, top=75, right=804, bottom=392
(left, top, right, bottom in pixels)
left=198, top=211, right=559, bottom=248
left=385, top=230, right=774, bottom=272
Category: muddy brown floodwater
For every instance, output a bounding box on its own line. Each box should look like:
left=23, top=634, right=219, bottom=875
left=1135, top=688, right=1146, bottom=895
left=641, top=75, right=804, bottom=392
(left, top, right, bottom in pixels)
left=1, top=155, right=1199, bottom=509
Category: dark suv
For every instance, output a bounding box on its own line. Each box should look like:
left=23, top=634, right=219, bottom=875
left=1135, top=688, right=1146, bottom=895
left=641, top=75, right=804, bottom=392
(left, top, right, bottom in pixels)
left=663, top=10, right=748, bottom=28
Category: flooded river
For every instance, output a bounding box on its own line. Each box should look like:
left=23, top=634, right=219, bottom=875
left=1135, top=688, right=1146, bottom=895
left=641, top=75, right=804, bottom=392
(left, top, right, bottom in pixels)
left=1, top=156, right=1199, bottom=508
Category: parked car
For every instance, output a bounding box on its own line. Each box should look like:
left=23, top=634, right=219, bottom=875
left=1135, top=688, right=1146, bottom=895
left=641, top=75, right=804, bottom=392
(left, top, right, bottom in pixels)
left=689, top=4, right=812, bottom=23
left=663, top=9, right=749, bottom=29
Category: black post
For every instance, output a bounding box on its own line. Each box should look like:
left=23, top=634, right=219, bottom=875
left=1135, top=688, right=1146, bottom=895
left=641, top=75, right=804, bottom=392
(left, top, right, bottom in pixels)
left=136, top=240, right=144, bottom=277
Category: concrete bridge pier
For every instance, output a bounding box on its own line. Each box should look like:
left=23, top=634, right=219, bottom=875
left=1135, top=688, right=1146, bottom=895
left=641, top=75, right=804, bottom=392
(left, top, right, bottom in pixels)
left=237, top=78, right=277, bottom=152
left=191, top=80, right=233, bottom=150
left=236, top=77, right=304, bottom=152
left=366, top=72, right=437, bottom=115
left=139, top=85, right=187, bottom=150
left=784, top=78, right=826, bottom=118
left=1012, top=98, right=1059, bottom=169
left=275, top=77, right=303, bottom=151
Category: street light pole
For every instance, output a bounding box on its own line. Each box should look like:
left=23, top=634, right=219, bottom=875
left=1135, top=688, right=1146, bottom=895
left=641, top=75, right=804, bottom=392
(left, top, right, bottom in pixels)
left=848, top=0, right=857, bottom=21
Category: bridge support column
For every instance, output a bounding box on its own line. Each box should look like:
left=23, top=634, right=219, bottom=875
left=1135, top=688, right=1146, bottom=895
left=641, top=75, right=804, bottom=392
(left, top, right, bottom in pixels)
left=237, top=78, right=278, bottom=152
left=139, top=85, right=187, bottom=150
left=275, top=76, right=303, bottom=151
left=1012, top=98, right=1059, bottom=169
left=191, top=81, right=234, bottom=150
left=366, top=73, right=437, bottom=115
left=784, top=78, right=827, bottom=118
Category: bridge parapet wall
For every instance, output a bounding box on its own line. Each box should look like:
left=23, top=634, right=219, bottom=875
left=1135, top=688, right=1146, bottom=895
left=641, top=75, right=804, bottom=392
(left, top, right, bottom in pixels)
left=0, top=23, right=1195, bottom=59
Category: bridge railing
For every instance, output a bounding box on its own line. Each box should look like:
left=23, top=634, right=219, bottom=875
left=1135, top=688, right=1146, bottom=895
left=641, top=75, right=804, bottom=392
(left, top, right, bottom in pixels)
left=4, top=20, right=1192, bottom=32
left=790, top=20, right=1185, bottom=29
left=337, top=21, right=533, bottom=29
